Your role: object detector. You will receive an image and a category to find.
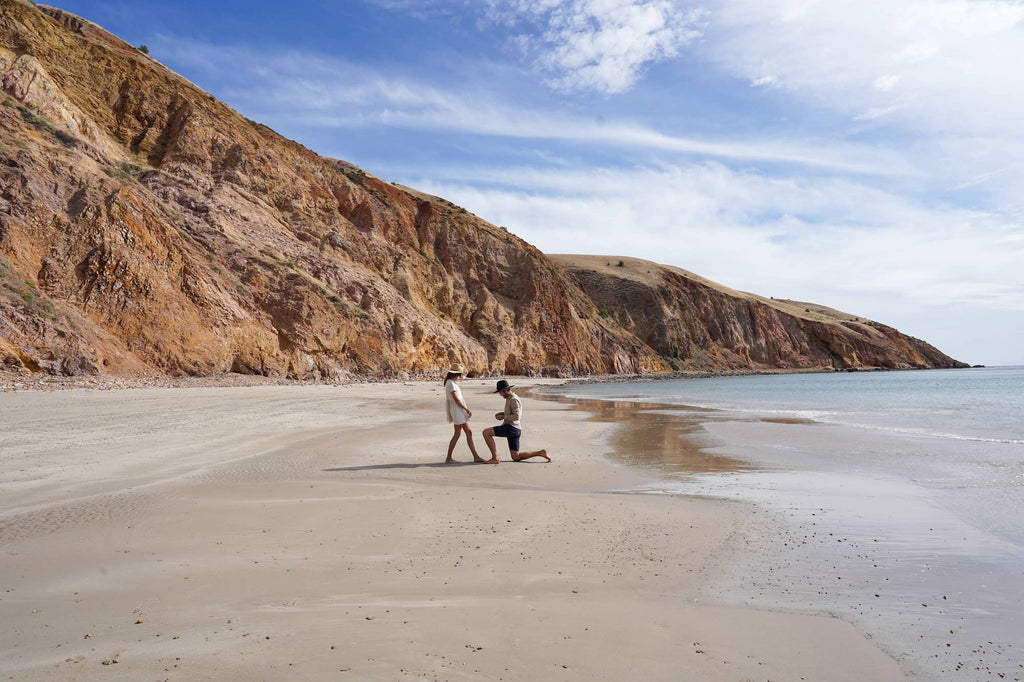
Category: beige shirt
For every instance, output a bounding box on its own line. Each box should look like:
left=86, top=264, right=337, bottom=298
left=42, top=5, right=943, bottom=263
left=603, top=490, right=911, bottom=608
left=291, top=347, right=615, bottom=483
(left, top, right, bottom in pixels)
left=502, top=393, right=522, bottom=427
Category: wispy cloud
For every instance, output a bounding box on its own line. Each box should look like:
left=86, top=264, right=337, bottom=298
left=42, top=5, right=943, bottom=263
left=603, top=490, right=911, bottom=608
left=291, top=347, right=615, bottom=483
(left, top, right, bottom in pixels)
left=151, top=35, right=908, bottom=175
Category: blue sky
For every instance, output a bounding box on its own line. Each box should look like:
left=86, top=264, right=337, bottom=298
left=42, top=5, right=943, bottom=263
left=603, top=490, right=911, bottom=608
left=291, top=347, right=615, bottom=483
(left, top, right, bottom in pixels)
left=53, top=0, right=1024, bottom=365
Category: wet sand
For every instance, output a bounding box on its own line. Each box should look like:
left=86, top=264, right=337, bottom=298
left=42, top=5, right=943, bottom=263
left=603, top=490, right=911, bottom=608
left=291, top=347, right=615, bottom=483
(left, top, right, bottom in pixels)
left=688, top=418, right=1024, bottom=680
left=533, top=389, right=1023, bottom=680
left=0, top=381, right=904, bottom=680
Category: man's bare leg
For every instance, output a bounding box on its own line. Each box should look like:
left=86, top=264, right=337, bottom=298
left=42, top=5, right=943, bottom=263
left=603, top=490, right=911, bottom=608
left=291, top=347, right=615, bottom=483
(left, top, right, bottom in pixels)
left=510, top=449, right=550, bottom=462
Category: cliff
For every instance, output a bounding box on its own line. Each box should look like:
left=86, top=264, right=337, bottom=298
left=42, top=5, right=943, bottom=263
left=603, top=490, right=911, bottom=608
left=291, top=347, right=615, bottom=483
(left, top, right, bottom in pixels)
left=550, top=255, right=966, bottom=371
left=0, top=0, right=662, bottom=378
left=0, top=0, right=966, bottom=379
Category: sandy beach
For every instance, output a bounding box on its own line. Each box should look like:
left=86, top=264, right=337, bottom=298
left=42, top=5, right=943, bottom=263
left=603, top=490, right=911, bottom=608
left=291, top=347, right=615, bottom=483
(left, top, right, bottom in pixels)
left=0, top=380, right=905, bottom=680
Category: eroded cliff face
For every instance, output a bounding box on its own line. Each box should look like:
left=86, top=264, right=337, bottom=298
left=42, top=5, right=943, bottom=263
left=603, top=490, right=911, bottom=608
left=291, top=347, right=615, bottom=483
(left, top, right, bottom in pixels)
left=0, top=0, right=664, bottom=378
left=0, top=1, right=964, bottom=379
left=550, top=256, right=967, bottom=371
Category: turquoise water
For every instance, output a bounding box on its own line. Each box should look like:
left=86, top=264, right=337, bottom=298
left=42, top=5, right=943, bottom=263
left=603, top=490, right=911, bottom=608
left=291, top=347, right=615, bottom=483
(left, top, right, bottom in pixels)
left=543, top=367, right=1024, bottom=679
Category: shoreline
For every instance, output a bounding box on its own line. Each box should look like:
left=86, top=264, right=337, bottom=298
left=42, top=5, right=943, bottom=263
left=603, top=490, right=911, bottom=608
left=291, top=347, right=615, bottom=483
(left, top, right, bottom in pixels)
left=0, top=381, right=906, bottom=680
left=1, top=361, right=985, bottom=393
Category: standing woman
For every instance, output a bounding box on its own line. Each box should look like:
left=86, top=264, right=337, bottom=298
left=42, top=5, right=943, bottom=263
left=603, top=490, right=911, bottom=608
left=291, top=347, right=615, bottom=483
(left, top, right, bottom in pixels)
left=444, top=364, right=484, bottom=464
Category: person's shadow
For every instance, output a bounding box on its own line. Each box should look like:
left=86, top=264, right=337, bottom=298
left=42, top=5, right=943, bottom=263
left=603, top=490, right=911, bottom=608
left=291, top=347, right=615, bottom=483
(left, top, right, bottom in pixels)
left=324, top=462, right=484, bottom=472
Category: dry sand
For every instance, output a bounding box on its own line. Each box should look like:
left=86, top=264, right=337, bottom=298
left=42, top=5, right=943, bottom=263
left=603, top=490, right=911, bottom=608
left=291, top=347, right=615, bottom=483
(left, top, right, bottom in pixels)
left=0, top=380, right=905, bottom=680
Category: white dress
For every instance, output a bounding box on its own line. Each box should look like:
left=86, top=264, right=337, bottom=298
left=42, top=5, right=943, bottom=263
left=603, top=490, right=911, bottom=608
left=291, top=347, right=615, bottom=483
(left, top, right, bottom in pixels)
left=445, top=379, right=467, bottom=425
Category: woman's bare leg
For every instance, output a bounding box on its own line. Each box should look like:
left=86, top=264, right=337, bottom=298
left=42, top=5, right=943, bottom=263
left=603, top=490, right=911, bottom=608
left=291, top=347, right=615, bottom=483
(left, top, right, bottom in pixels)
left=446, top=426, right=462, bottom=463
left=463, top=426, right=485, bottom=461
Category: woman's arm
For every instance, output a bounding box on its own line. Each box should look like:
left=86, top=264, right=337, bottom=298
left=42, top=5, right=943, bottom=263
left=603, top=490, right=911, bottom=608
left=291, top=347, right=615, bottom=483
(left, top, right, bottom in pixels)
left=449, top=386, right=472, bottom=416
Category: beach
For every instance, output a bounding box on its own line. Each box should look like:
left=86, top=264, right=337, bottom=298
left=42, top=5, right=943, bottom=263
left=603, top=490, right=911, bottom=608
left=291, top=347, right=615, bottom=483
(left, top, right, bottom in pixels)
left=0, top=379, right=906, bottom=680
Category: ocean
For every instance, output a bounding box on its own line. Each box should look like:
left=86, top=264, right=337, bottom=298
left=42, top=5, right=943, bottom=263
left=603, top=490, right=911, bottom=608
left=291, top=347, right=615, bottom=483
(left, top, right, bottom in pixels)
left=539, top=367, right=1024, bottom=680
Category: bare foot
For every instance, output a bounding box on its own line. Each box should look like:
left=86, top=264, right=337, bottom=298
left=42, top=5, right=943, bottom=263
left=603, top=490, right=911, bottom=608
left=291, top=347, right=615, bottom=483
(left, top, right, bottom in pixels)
left=445, top=458, right=456, bottom=464
left=540, top=449, right=551, bottom=462
left=486, top=458, right=500, bottom=464
left=473, top=456, right=486, bottom=462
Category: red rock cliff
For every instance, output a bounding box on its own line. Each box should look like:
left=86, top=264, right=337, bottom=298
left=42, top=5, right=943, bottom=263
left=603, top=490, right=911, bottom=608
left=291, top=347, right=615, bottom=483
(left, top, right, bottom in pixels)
left=0, top=0, right=663, bottom=378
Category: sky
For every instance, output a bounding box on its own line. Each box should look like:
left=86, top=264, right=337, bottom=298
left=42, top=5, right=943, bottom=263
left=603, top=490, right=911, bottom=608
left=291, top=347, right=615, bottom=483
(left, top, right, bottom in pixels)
left=51, top=0, right=1024, bottom=365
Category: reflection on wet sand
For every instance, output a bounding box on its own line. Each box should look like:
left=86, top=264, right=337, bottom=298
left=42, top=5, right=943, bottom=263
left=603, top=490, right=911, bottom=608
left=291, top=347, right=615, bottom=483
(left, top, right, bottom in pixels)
left=528, top=390, right=757, bottom=476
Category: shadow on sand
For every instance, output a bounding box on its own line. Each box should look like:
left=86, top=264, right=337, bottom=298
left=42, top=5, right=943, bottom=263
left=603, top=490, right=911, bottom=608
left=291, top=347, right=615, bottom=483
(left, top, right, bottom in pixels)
left=324, top=461, right=490, bottom=472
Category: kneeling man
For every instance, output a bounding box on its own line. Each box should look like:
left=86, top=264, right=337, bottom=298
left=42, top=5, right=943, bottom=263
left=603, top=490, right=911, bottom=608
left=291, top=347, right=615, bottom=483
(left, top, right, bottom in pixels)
left=482, top=379, right=551, bottom=463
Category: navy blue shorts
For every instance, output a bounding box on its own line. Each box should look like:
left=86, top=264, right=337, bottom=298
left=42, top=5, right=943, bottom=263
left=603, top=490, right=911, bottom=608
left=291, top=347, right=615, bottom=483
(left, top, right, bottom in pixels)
left=492, top=424, right=522, bottom=452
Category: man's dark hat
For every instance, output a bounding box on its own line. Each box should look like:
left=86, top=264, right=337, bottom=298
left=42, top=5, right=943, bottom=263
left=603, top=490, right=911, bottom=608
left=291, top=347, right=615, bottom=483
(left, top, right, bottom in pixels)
left=494, top=379, right=515, bottom=393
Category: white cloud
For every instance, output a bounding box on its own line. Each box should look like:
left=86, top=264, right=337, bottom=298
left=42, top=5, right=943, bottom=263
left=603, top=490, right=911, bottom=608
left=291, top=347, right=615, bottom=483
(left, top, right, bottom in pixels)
left=705, top=0, right=1024, bottom=136
left=854, top=104, right=904, bottom=121
left=375, top=0, right=706, bottom=94
left=750, top=73, right=779, bottom=87
left=873, top=74, right=901, bottom=92
left=490, top=0, right=706, bottom=93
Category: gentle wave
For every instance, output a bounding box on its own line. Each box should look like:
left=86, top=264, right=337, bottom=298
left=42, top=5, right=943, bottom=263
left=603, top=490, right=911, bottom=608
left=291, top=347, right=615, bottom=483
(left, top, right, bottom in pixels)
left=549, top=390, right=1024, bottom=445
left=811, top=418, right=1024, bottom=445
